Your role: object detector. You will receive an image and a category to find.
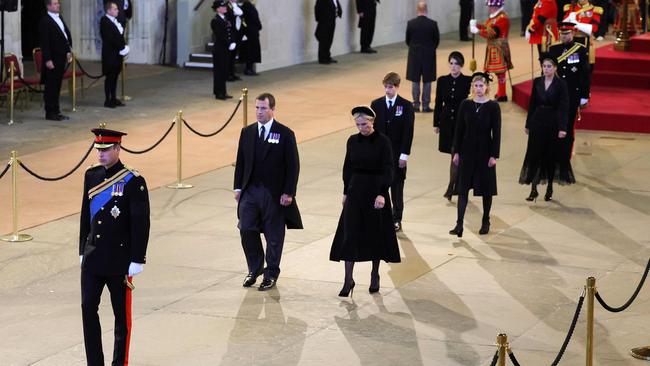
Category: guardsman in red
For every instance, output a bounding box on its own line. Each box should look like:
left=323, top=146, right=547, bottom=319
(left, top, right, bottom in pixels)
left=612, top=0, right=643, bottom=35
left=563, top=0, right=603, bottom=70
left=80, top=128, right=150, bottom=366
left=525, top=0, right=558, bottom=53
left=470, top=0, right=513, bottom=102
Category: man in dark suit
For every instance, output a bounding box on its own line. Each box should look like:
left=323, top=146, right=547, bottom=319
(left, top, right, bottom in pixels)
left=459, top=0, right=474, bottom=41
left=315, top=0, right=342, bottom=64
left=234, top=93, right=302, bottom=291
left=101, top=1, right=129, bottom=108
left=211, top=0, right=235, bottom=100
left=80, top=128, right=150, bottom=366
left=356, top=0, right=379, bottom=53
left=370, top=72, right=415, bottom=232
left=405, top=1, right=440, bottom=113
left=39, top=0, right=72, bottom=121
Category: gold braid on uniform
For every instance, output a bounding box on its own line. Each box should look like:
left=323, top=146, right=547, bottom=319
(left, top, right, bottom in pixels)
left=557, top=43, right=585, bottom=64
left=87, top=168, right=130, bottom=200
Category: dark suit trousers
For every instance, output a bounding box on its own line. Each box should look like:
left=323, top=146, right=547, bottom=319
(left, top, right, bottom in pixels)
left=360, top=14, right=376, bottom=48
left=43, top=60, right=66, bottom=116
left=238, top=184, right=286, bottom=279
left=317, top=23, right=335, bottom=62
left=391, top=166, right=406, bottom=222
left=104, top=66, right=121, bottom=103
left=213, top=47, right=229, bottom=96
left=81, top=270, right=129, bottom=366
left=459, top=2, right=473, bottom=40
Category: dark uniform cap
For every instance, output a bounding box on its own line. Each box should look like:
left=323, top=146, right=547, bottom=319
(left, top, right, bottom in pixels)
left=212, top=0, right=228, bottom=9
left=539, top=52, right=558, bottom=66
left=471, top=72, right=493, bottom=84
left=558, top=22, right=577, bottom=34
left=91, top=128, right=127, bottom=149
left=351, top=105, right=376, bottom=119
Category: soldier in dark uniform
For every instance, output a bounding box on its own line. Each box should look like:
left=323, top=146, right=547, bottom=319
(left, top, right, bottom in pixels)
left=356, top=0, right=379, bottom=53
left=548, top=22, right=590, bottom=158
left=212, top=0, right=235, bottom=100
left=80, top=128, right=150, bottom=366
left=459, top=0, right=474, bottom=41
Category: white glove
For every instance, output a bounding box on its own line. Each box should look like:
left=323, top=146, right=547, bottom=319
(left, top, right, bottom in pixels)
left=564, top=12, right=577, bottom=24
left=469, top=19, right=477, bottom=28
left=470, top=25, right=479, bottom=34
left=119, top=45, right=130, bottom=56
left=231, top=3, right=243, bottom=16
left=575, top=22, right=593, bottom=35
left=229, top=42, right=236, bottom=51
left=580, top=98, right=589, bottom=106
left=128, top=262, right=144, bottom=276
left=242, top=35, right=248, bottom=41
left=80, top=255, right=83, bottom=266
left=525, top=29, right=531, bottom=40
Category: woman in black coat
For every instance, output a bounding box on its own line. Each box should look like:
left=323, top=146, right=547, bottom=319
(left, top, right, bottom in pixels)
left=330, top=106, right=400, bottom=297
left=434, top=51, right=472, bottom=201
left=450, top=73, right=501, bottom=237
left=519, top=54, right=575, bottom=201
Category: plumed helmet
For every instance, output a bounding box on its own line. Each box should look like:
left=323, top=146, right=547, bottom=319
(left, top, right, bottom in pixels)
left=485, top=0, right=505, bottom=6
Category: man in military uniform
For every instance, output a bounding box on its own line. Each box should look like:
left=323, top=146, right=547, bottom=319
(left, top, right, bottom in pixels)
left=563, top=0, right=603, bottom=72
left=549, top=22, right=590, bottom=158
left=525, top=0, right=559, bottom=54
left=80, top=128, right=150, bottom=366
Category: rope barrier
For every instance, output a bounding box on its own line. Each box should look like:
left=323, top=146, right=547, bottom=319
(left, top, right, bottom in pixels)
left=181, top=98, right=242, bottom=137
left=0, top=160, right=11, bottom=180
left=75, top=59, right=104, bottom=80
left=550, top=293, right=585, bottom=366
left=488, top=349, right=499, bottom=366
left=595, top=258, right=650, bottom=313
left=18, top=143, right=94, bottom=181
left=15, top=73, right=43, bottom=93
left=507, top=349, right=521, bottom=366
left=121, top=120, right=176, bottom=154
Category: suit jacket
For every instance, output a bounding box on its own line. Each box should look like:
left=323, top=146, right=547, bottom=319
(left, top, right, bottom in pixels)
left=211, top=14, right=233, bottom=54
left=356, top=0, right=378, bottom=15
left=370, top=95, right=415, bottom=165
left=38, top=13, right=72, bottom=79
left=526, top=76, right=569, bottom=131
left=79, top=161, right=150, bottom=276
left=100, top=16, right=125, bottom=74
left=234, top=120, right=303, bottom=229
left=549, top=41, right=590, bottom=104
left=315, top=0, right=342, bottom=24
left=405, top=15, right=440, bottom=82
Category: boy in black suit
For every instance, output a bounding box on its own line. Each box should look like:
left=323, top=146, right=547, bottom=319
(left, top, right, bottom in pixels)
left=233, top=93, right=303, bottom=291
left=101, top=1, right=130, bottom=108
left=370, top=72, right=415, bottom=232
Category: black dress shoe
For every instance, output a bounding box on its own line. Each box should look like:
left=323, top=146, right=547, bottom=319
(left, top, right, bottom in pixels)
left=113, top=99, right=125, bottom=107
left=422, top=107, right=433, bottom=113
left=243, top=268, right=264, bottom=287
left=45, top=114, right=63, bottom=121
left=258, top=277, right=277, bottom=291
left=479, top=219, right=490, bottom=235
left=318, top=59, right=331, bottom=65
left=328, top=58, right=338, bottom=63
left=104, top=101, right=116, bottom=108
left=58, top=114, right=70, bottom=120
left=227, top=75, right=242, bottom=82
left=244, top=69, right=258, bottom=76
left=215, top=94, right=233, bottom=100
left=449, top=224, right=463, bottom=237
left=360, top=48, right=377, bottom=54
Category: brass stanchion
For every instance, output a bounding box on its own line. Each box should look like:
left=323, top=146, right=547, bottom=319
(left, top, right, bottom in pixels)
left=8, top=60, right=15, bottom=125
left=496, top=333, right=508, bottom=366
left=615, top=0, right=631, bottom=51
left=121, top=59, right=132, bottom=101
left=167, top=110, right=193, bottom=189
left=586, top=277, right=596, bottom=366
left=0, top=151, right=33, bottom=242
left=72, top=53, right=77, bottom=112
left=242, top=88, right=248, bottom=127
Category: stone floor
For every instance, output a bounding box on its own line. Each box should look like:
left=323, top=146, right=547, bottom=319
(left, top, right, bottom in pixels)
left=1, top=31, right=650, bottom=365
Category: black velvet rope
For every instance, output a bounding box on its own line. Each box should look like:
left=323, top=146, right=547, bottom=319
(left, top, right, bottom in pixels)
left=121, top=121, right=176, bottom=154
left=15, top=73, right=43, bottom=93
left=0, top=161, right=11, bottom=180
left=550, top=294, right=585, bottom=366
left=508, top=349, right=521, bottom=366
left=18, top=143, right=94, bottom=181
left=595, top=258, right=650, bottom=313
left=181, top=98, right=242, bottom=138
left=74, top=59, right=104, bottom=80
left=488, top=350, right=499, bottom=366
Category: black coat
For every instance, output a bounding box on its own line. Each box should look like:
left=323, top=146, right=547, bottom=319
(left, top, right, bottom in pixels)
left=107, top=0, right=133, bottom=27
left=452, top=99, right=501, bottom=196
left=100, top=16, right=125, bottom=75
left=434, top=73, right=473, bottom=154
left=38, top=13, right=72, bottom=81
left=79, top=161, right=150, bottom=276
left=548, top=41, right=590, bottom=106
left=330, top=132, right=400, bottom=263
left=234, top=120, right=303, bottom=229
left=315, top=0, right=342, bottom=41
left=356, top=0, right=378, bottom=27
left=240, top=0, right=262, bottom=63
left=405, top=15, right=440, bottom=82
left=370, top=94, right=415, bottom=170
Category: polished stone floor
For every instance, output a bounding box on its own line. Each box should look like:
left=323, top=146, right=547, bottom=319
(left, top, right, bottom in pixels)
left=1, top=32, right=650, bottom=365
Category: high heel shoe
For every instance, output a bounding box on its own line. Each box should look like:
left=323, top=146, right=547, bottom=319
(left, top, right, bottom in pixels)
left=338, top=280, right=355, bottom=297
left=544, top=187, right=553, bottom=201
left=449, top=224, right=463, bottom=238
left=526, top=188, right=539, bottom=202
left=369, top=274, right=380, bottom=293
left=443, top=187, right=453, bottom=201
left=479, top=219, right=490, bottom=235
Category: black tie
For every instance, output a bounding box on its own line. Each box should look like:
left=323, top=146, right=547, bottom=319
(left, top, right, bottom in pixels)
left=388, top=100, right=393, bottom=110
left=259, top=125, right=265, bottom=142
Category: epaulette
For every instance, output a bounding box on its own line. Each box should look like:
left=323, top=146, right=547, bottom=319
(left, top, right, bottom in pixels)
left=123, top=164, right=141, bottom=177
left=563, top=4, right=571, bottom=11
left=86, top=163, right=102, bottom=171
left=593, top=6, right=604, bottom=15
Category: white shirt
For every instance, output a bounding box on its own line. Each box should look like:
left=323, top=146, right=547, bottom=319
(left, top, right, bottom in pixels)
left=48, top=11, right=68, bottom=40
left=106, top=14, right=124, bottom=35
left=257, top=118, right=274, bottom=141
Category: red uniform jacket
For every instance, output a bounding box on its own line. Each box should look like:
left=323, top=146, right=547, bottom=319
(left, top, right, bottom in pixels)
left=527, top=0, right=558, bottom=49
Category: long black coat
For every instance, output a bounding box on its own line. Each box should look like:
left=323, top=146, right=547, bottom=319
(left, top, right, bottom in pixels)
left=330, top=132, right=400, bottom=263
left=452, top=99, right=501, bottom=196
left=79, top=161, right=150, bottom=276
left=405, top=15, right=440, bottom=82
left=433, top=73, right=473, bottom=153
left=370, top=94, right=415, bottom=169
left=38, top=14, right=72, bottom=82
left=234, top=120, right=303, bottom=229
left=240, top=0, right=262, bottom=63
left=315, top=0, right=342, bottom=41
left=100, top=16, right=125, bottom=75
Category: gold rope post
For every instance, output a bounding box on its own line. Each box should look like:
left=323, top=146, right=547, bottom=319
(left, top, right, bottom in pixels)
left=242, top=88, right=248, bottom=127
left=615, top=0, right=631, bottom=51
left=8, top=60, right=15, bottom=125
left=496, top=333, right=508, bottom=366
left=0, top=151, right=33, bottom=242
left=167, top=110, right=193, bottom=189
left=71, top=53, right=77, bottom=112
left=121, top=24, right=132, bottom=101
left=586, top=277, right=596, bottom=366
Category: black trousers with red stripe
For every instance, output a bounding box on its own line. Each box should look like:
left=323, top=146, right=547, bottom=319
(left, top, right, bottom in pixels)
left=81, top=270, right=131, bottom=366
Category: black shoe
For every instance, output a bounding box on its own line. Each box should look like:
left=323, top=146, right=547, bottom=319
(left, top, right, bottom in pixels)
left=545, top=187, right=553, bottom=201
left=369, top=274, right=380, bottom=293
left=360, top=47, right=377, bottom=54
left=243, top=267, right=264, bottom=287
left=443, top=187, right=453, bottom=201
left=394, top=221, right=402, bottom=232
left=318, top=59, right=331, bottom=65
left=328, top=58, right=338, bottom=63
left=479, top=219, right=490, bottom=235
left=495, top=95, right=508, bottom=102
left=449, top=224, right=463, bottom=238
left=104, top=101, right=116, bottom=108
left=113, top=99, right=125, bottom=107
left=227, top=75, right=241, bottom=82
left=215, top=94, right=233, bottom=100
left=258, top=277, right=277, bottom=291
left=45, top=114, right=63, bottom=121
left=526, top=188, right=539, bottom=202
left=422, top=106, right=433, bottom=113
left=244, top=69, right=258, bottom=76
left=57, top=114, right=70, bottom=120
left=338, top=280, right=355, bottom=297
left=413, top=104, right=421, bottom=113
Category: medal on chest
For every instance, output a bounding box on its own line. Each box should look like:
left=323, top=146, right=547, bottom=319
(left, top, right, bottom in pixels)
left=110, top=205, right=121, bottom=219
left=111, top=181, right=125, bottom=196
left=567, top=53, right=580, bottom=64
left=395, top=105, right=403, bottom=117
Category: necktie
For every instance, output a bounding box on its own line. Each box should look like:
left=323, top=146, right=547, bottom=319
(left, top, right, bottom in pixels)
left=259, top=125, right=265, bottom=141
left=388, top=100, right=393, bottom=110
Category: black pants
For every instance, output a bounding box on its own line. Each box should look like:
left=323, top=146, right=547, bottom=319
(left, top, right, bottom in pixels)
left=43, top=61, right=66, bottom=117
left=459, top=2, right=473, bottom=40
left=104, top=68, right=120, bottom=103
left=238, top=184, right=286, bottom=279
left=520, top=0, right=535, bottom=34
left=81, top=270, right=131, bottom=366
left=316, top=23, right=335, bottom=62
left=391, top=168, right=406, bottom=223
left=360, top=14, right=376, bottom=49
left=228, top=47, right=238, bottom=78
left=212, top=47, right=229, bottom=96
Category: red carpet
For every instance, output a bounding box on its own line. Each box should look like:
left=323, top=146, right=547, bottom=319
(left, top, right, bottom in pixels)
left=512, top=35, right=650, bottom=133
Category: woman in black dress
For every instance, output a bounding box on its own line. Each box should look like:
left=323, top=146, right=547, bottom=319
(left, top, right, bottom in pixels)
left=434, top=51, right=473, bottom=200
left=330, top=106, right=400, bottom=297
left=519, top=54, right=575, bottom=201
left=450, top=73, right=501, bottom=237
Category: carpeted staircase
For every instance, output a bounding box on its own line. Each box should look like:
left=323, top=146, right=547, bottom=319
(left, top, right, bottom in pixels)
left=513, top=34, right=650, bottom=134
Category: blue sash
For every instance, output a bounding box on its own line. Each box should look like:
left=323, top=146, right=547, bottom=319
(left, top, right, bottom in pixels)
left=90, top=172, right=134, bottom=222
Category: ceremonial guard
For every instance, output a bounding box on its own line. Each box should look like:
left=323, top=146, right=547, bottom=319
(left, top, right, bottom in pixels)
left=80, top=128, right=150, bottom=366
left=525, top=0, right=558, bottom=53
left=563, top=0, right=603, bottom=71
left=470, top=0, right=513, bottom=102
left=211, top=0, right=235, bottom=100
left=549, top=22, right=590, bottom=157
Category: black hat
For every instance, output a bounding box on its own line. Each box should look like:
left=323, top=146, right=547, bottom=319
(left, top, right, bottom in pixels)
left=448, top=51, right=465, bottom=66
left=211, top=0, right=228, bottom=10
left=351, top=105, right=376, bottom=119
left=558, top=22, right=577, bottom=34
left=539, top=52, right=558, bottom=65
left=91, top=128, right=127, bottom=149
left=471, top=72, right=493, bottom=83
